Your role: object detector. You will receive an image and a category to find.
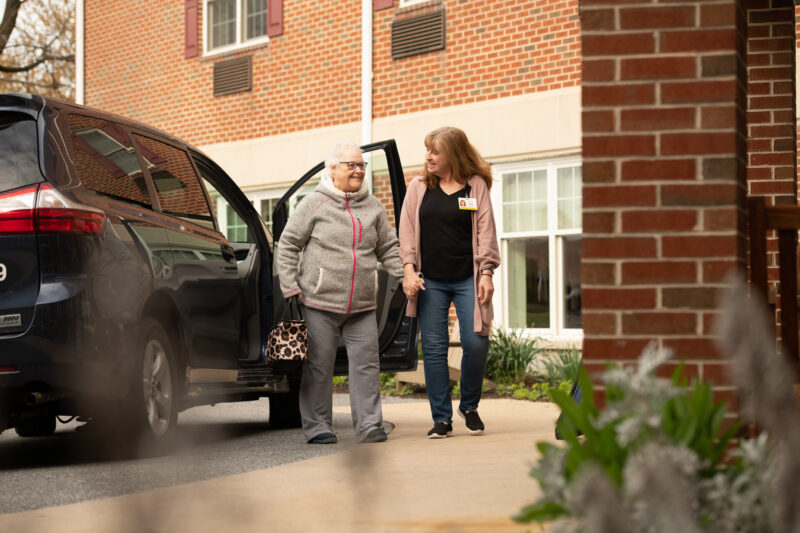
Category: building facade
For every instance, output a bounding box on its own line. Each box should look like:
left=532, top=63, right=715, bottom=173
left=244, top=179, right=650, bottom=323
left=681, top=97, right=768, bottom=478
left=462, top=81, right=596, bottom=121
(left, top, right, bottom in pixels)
left=80, top=0, right=584, bottom=344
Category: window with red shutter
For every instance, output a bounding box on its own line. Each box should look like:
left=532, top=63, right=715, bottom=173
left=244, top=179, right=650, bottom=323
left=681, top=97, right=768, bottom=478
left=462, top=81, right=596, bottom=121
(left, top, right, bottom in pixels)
left=267, top=0, right=283, bottom=37
left=205, top=0, right=275, bottom=54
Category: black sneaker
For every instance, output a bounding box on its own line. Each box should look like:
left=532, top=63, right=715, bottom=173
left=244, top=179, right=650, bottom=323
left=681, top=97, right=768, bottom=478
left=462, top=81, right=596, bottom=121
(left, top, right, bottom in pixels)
left=363, top=428, right=388, bottom=443
left=427, top=421, right=453, bottom=439
left=307, top=432, right=337, bottom=444
left=458, top=408, right=485, bottom=435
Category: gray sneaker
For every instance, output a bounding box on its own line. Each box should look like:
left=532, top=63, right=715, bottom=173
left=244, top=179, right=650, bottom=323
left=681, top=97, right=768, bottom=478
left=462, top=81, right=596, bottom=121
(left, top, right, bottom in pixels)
left=364, top=428, right=388, bottom=443
left=458, top=408, right=485, bottom=435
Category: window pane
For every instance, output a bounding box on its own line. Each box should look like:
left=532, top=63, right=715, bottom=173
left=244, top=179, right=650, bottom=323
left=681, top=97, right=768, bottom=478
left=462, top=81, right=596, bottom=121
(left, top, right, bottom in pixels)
left=226, top=204, right=249, bottom=242
left=506, top=237, right=549, bottom=329
left=558, top=165, right=582, bottom=230
left=244, top=0, right=267, bottom=40
left=210, top=0, right=236, bottom=49
left=532, top=170, right=547, bottom=231
left=69, top=115, right=150, bottom=207
left=133, top=134, right=214, bottom=227
left=562, top=235, right=582, bottom=329
left=260, top=198, right=275, bottom=234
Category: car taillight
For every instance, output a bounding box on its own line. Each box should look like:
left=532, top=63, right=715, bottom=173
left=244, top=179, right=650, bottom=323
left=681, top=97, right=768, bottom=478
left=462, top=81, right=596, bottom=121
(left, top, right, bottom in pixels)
left=35, top=184, right=106, bottom=235
left=0, top=184, right=105, bottom=236
left=0, top=185, right=36, bottom=235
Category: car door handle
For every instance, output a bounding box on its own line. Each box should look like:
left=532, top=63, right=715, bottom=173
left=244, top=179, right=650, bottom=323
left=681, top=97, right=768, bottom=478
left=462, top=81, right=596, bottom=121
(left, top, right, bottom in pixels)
left=220, top=242, right=236, bottom=263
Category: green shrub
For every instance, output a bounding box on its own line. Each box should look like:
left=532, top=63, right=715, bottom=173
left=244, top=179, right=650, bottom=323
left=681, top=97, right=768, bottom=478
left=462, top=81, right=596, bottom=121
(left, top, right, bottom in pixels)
left=486, top=328, right=543, bottom=384
left=541, top=347, right=581, bottom=386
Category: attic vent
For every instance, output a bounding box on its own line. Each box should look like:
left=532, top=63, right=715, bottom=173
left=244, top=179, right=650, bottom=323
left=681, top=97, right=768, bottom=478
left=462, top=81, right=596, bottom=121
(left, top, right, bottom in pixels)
left=391, top=9, right=445, bottom=60
left=213, top=56, right=252, bottom=97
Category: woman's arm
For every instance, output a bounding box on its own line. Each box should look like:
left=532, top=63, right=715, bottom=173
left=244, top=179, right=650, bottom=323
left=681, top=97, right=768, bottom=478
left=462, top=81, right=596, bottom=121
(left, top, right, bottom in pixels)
left=275, top=200, right=314, bottom=298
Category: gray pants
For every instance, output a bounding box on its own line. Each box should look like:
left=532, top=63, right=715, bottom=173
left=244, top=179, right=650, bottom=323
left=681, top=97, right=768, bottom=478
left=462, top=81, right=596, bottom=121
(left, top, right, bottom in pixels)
left=300, top=306, right=383, bottom=442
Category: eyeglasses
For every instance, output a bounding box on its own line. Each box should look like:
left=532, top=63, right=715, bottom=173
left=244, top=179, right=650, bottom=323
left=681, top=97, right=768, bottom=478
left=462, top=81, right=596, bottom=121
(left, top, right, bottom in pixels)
left=339, top=161, right=368, bottom=171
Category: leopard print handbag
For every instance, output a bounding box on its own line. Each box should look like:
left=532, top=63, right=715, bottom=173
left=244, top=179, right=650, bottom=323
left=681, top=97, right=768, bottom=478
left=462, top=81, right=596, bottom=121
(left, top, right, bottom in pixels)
left=266, top=298, right=308, bottom=371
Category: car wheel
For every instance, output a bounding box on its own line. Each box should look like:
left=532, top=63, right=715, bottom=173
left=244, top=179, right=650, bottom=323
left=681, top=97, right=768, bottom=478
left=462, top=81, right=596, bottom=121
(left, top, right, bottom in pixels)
left=15, top=414, right=56, bottom=437
left=269, top=373, right=302, bottom=429
left=130, top=319, right=179, bottom=440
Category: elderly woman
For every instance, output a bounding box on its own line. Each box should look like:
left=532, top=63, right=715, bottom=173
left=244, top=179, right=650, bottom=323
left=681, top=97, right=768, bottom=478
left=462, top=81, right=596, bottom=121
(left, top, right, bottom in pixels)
left=276, top=141, right=403, bottom=444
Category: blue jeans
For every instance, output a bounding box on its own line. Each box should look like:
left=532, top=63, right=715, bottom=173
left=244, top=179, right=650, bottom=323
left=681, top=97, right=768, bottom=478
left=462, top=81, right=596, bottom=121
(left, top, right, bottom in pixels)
left=418, top=276, right=489, bottom=423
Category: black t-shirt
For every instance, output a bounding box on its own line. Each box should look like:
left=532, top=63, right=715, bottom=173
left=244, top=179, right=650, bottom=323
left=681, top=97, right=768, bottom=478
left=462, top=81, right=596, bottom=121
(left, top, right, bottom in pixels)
left=419, top=184, right=473, bottom=282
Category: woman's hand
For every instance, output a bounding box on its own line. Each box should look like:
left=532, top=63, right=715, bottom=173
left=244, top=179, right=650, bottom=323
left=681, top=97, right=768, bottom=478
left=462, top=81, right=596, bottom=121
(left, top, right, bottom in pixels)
left=402, top=270, right=425, bottom=300
left=477, top=274, right=494, bottom=305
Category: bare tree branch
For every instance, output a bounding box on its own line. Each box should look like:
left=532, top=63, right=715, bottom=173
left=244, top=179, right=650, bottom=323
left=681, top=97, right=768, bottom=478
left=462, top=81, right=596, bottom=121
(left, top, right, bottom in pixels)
left=0, top=0, right=25, bottom=56
left=0, top=53, right=74, bottom=73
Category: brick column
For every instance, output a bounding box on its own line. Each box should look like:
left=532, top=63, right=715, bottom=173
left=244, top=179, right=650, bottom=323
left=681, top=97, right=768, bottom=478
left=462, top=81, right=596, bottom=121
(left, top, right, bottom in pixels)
left=581, top=0, right=748, bottom=401
left=746, top=1, right=797, bottom=335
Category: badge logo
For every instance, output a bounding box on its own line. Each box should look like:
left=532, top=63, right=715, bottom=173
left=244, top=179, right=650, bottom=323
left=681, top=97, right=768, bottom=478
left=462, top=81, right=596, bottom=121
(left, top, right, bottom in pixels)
left=0, top=314, right=21, bottom=328
left=0, top=263, right=5, bottom=282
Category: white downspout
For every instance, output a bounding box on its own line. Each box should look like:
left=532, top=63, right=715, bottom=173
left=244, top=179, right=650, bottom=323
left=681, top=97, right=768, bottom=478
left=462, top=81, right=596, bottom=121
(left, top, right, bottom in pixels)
left=75, top=0, right=85, bottom=104
left=361, top=0, right=373, bottom=190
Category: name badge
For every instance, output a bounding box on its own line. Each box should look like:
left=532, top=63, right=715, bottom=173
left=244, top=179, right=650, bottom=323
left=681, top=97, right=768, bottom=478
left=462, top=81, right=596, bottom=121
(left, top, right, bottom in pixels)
left=458, top=197, right=478, bottom=211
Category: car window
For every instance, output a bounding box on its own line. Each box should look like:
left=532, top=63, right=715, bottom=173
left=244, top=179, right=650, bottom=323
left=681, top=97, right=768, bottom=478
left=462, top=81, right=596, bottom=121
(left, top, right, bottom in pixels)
left=68, top=114, right=151, bottom=206
left=0, top=113, right=42, bottom=194
left=132, top=134, right=215, bottom=229
left=200, top=177, right=254, bottom=244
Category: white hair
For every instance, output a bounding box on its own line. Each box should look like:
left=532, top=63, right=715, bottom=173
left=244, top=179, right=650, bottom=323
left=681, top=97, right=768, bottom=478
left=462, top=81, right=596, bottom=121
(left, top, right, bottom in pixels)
left=323, top=141, right=361, bottom=178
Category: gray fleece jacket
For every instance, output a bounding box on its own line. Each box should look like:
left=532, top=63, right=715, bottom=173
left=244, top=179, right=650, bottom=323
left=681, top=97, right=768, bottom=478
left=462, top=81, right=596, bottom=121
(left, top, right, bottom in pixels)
left=276, top=176, right=404, bottom=314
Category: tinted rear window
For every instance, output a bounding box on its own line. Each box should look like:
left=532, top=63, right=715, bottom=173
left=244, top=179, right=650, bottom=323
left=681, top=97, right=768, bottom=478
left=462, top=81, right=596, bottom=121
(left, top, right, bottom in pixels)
left=0, top=114, right=42, bottom=193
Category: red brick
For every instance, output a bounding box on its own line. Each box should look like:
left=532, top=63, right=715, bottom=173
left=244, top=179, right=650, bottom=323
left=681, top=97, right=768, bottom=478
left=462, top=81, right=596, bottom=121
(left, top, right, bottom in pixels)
left=663, top=235, right=739, bottom=257
left=583, top=160, right=617, bottom=183
left=663, top=337, right=725, bottom=359
left=661, top=133, right=737, bottom=155
left=619, top=7, right=695, bottom=30
left=583, top=184, right=657, bottom=207
left=583, top=33, right=655, bottom=56
left=583, top=211, right=616, bottom=233
left=583, top=59, right=616, bottom=82
left=581, top=8, right=615, bottom=31
left=620, top=107, right=695, bottom=131
left=662, top=80, right=738, bottom=103
left=749, top=180, right=796, bottom=195
left=749, top=66, right=793, bottom=81
left=583, top=262, right=616, bottom=285
left=622, top=312, right=696, bottom=335
left=622, top=261, right=697, bottom=284
left=583, top=338, right=656, bottom=360
left=583, top=110, right=615, bottom=132
left=621, top=159, right=696, bottom=181
left=661, top=183, right=739, bottom=206
left=700, top=3, right=737, bottom=27
left=702, top=362, right=732, bottom=384
left=702, top=260, right=741, bottom=282
left=583, top=84, right=655, bottom=106
left=749, top=95, right=793, bottom=109
left=584, top=288, right=657, bottom=309
left=621, top=57, right=696, bottom=80
left=583, top=237, right=658, bottom=259
left=584, top=135, right=656, bottom=157
left=622, top=210, right=697, bottom=232
left=704, top=207, right=740, bottom=231
left=582, top=312, right=616, bottom=334
left=749, top=152, right=794, bottom=165
left=662, top=287, right=719, bottom=309
left=661, top=29, right=738, bottom=52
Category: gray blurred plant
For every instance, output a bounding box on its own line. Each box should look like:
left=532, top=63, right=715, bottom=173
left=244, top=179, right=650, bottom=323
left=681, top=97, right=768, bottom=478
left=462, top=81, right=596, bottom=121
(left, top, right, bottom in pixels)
left=516, top=275, right=800, bottom=532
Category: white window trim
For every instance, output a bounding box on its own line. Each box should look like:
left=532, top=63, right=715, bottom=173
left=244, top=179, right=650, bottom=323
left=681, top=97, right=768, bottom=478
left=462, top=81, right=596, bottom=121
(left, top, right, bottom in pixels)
left=491, top=156, right=583, bottom=341
left=202, top=0, right=270, bottom=57
left=399, top=0, right=429, bottom=7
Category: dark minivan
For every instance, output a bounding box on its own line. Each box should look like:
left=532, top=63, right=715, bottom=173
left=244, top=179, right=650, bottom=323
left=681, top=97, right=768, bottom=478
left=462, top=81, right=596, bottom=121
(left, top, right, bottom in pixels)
left=0, top=94, right=417, bottom=440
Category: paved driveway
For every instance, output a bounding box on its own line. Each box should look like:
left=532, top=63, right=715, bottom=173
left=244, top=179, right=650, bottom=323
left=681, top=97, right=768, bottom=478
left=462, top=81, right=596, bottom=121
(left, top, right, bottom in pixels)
left=0, top=397, right=559, bottom=533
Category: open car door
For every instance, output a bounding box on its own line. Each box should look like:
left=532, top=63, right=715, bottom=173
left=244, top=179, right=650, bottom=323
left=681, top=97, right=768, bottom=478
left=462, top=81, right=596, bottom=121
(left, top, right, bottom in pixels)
left=271, top=139, right=418, bottom=375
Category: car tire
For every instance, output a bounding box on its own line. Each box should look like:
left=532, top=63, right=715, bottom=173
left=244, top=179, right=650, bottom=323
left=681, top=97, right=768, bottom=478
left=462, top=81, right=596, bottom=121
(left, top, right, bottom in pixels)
left=14, top=414, right=56, bottom=437
left=269, top=372, right=302, bottom=429
left=128, top=318, right=180, bottom=441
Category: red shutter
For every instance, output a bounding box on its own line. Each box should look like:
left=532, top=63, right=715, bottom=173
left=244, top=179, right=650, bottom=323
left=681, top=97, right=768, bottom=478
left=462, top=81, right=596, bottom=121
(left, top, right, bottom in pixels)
left=267, top=0, right=283, bottom=37
left=185, top=0, right=198, bottom=59
left=374, top=0, right=393, bottom=10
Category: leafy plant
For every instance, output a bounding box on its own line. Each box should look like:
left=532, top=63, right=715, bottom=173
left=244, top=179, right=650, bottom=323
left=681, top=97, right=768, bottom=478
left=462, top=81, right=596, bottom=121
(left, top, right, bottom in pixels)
left=486, top=328, right=543, bottom=384
left=541, top=347, right=581, bottom=386
left=516, top=346, right=745, bottom=529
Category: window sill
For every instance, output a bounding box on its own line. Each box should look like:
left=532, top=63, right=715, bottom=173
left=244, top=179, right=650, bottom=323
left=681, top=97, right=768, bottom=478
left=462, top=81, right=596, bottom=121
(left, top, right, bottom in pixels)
left=202, top=37, right=270, bottom=60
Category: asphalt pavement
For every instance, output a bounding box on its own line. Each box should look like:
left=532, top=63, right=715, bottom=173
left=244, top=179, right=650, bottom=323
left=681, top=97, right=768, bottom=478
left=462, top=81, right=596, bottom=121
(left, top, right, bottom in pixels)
left=0, top=395, right=560, bottom=532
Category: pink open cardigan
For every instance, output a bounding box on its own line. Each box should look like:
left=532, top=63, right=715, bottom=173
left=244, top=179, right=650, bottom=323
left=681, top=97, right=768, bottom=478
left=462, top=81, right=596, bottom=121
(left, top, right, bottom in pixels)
left=398, top=175, right=501, bottom=335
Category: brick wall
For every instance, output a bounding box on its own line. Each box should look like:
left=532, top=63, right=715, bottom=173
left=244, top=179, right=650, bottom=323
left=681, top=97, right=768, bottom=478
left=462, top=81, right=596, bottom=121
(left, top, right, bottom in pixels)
left=84, top=0, right=580, bottom=147
left=581, top=0, right=749, bottom=405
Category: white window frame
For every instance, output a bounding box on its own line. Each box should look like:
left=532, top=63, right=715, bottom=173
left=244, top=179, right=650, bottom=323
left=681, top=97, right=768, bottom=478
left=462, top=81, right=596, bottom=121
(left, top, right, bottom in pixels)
left=203, top=0, right=269, bottom=57
left=491, top=156, right=583, bottom=341
left=399, top=0, right=429, bottom=7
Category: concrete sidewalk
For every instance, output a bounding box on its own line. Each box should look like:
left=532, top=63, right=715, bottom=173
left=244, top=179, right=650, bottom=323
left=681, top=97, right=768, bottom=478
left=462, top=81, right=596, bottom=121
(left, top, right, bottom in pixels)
left=0, top=398, right=559, bottom=533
